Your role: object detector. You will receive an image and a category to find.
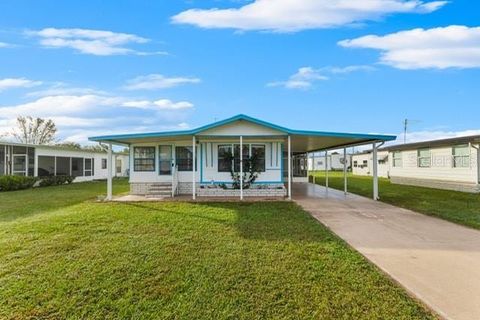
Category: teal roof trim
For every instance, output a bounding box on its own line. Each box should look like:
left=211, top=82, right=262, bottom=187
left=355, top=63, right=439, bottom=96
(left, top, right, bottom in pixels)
left=89, top=114, right=396, bottom=143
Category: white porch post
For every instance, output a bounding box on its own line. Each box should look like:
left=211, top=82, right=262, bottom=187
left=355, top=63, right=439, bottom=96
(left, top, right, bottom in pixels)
left=107, top=143, right=113, bottom=201
left=372, top=142, right=379, bottom=201
left=192, top=135, right=196, bottom=200
left=287, top=135, right=292, bottom=200
left=240, top=135, right=243, bottom=200
left=325, top=151, right=329, bottom=196
left=343, top=147, right=348, bottom=195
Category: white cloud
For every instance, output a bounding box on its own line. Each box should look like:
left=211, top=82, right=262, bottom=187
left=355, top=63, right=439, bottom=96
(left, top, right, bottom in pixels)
left=124, top=74, right=201, bottom=90
left=397, top=129, right=480, bottom=144
left=267, top=65, right=373, bottom=89
left=172, top=0, right=447, bottom=32
left=0, top=42, right=12, bottom=48
left=268, top=67, right=328, bottom=89
left=122, top=99, right=194, bottom=110
left=339, top=25, right=480, bottom=69
left=26, top=28, right=166, bottom=56
left=0, top=78, right=43, bottom=92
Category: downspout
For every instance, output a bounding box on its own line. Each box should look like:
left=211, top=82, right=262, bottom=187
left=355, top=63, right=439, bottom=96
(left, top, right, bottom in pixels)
left=472, top=144, right=479, bottom=186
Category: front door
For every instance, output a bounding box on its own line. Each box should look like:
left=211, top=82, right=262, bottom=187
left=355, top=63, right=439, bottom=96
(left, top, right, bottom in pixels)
left=159, top=145, right=172, bottom=175
left=12, top=155, right=27, bottom=176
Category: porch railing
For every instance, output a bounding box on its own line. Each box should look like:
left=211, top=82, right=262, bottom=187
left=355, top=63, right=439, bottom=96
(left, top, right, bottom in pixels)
left=171, top=164, right=179, bottom=197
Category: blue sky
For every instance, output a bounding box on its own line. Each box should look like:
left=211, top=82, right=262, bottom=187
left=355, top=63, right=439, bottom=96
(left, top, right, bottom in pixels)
left=0, top=0, right=479, bottom=144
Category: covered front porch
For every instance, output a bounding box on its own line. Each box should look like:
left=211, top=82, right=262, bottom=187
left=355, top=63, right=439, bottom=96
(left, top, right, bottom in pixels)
left=89, top=114, right=396, bottom=201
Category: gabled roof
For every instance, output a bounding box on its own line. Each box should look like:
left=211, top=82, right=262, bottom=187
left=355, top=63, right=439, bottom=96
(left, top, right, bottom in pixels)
left=89, top=114, right=397, bottom=147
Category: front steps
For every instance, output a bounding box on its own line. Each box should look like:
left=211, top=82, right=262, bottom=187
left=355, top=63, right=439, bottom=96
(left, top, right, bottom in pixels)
left=145, top=183, right=172, bottom=198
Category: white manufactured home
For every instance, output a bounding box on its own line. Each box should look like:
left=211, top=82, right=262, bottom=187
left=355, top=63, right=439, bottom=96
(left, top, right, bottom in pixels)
left=308, top=152, right=352, bottom=171
left=0, top=141, right=129, bottom=182
left=351, top=135, right=480, bottom=193
left=89, top=114, right=396, bottom=200
left=352, top=150, right=390, bottom=178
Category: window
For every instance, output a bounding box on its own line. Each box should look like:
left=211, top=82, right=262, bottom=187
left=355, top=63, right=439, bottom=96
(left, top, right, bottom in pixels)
left=84, top=158, right=93, bottom=176
left=102, top=158, right=107, bottom=169
left=218, top=145, right=233, bottom=172
left=393, top=151, right=402, bottom=167
left=134, top=147, right=155, bottom=172
left=56, top=157, right=70, bottom=176
left=453, top=145, right=469, bottom=168
left=362, top=160, right=368, bottom=167
left=418, top=148, right=431, bottom=168
left=233, top=144, right=249, bottom=172
left=38, top=156, right=55, bottom=177
left=176, top=146, right=194, bottom=171
left=251, top=145, right=266, bottom=172
left=159, top=145, right=172, bottom=175
left=27, top=147, right=35, bottom=176
left=72, top=158, right=84, bottom=177
left=116, top=159, right=122, bottom=174
left=353, top=161, right=358, bottom=168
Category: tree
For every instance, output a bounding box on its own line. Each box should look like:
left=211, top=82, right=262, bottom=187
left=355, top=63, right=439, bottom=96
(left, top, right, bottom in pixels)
left=55, top=141, right=82, bottom=150
left=11, top=116, right=57, bottom=145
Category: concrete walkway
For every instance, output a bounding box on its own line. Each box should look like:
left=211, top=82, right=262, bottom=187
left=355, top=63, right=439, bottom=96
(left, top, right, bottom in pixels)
left=293, top=183, right=480, bottom=320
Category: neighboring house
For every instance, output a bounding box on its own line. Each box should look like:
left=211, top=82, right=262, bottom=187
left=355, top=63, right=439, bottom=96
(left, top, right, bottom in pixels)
left=308, top=152, right=352, bottom=171
left=351, top=135, right=480, bottom=193
left=0, top=141, right=129, bottom=182
left=352, top=150, right=390, bottom=178
left=385, top=136, right=480, bottom=193
left=89, top=114, right=395, bottom=200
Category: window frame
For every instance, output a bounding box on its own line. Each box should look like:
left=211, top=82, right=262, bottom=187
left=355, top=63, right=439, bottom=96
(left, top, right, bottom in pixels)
left=452, top=144, right=470, bottom=168
left=218, top=145, right=233, bottom=173
left=392, top=151, right=403, bottom=168
left=217, top=143, right=266, bottom=173
left=101, top=158, right=107, bottom=170
left=175, top=146, right=196, bottom=172
left=133, top=147, right=156, bottom=172
left=418, top=148, right=431, bottom=168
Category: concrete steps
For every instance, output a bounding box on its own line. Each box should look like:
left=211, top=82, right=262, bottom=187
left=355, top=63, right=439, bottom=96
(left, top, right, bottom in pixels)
left=146, top=183, right=172, bottom=198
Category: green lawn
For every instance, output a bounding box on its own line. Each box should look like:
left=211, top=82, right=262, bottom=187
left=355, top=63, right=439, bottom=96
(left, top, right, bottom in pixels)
left=310, top=171, right=480, bottom=230
left=0, top=178, right=129, bottom=222
left=0, top=183, right=435, bottom=319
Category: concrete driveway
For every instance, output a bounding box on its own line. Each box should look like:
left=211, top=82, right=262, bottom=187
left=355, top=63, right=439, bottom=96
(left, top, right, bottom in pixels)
left=293, top=183, right=480, bottom=320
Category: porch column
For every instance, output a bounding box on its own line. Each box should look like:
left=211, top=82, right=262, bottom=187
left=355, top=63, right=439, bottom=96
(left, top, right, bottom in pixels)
left=325, top=151, right=329, bottom=196
left=287, top=135, right=292, bottom=200
left=192, top=135, right=196, bottom=200
left=107, top=143, right=113, bottom=201
left=240, top=135, right=243, bottom=200
left=343, top=147, right=348, bottom=195
left=372, top=142, right=379, bottom=201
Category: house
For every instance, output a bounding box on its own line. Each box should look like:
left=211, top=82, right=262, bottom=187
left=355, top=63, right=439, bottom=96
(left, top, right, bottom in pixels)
left=385, top=136, right=480, bottom=193
left=351, top=135, right=480, bottom=193
left=0, top=141, right=129, bottom=182
left=308, top=152, right=352, bottom=171
left=89, top=114, right=396, bottom=200
left=352, top=150, right=390, bottom=178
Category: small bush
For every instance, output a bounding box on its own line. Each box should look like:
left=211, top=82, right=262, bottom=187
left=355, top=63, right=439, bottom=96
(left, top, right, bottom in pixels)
left=39, top=175, right=75, bottom=187
left=0, top=176, right=38, bottom=192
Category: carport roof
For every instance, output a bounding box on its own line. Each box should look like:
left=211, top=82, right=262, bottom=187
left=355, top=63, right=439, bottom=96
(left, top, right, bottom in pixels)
left=89, top=114, right=397, bottom=152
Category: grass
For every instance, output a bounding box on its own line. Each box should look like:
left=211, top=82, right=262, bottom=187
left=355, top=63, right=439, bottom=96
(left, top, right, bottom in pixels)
left=0, top=183, right=435, bottom=319
left=310, top=171, right=480, bottom=230
left=0, top=178, right=129, bottom=222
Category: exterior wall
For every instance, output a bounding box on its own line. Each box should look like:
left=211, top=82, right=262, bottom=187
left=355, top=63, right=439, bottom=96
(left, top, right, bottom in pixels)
left=352, top=151, right=389, bottom=178
left=129, top=139, right=283, bottom=185
left=200, top=121, right=286, bottom=137
left=389, top=146, right=479, bottom=185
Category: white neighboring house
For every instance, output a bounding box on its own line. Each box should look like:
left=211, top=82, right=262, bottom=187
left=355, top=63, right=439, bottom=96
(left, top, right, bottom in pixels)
left=352, top=150, right=390, bottom=178
left=89, top=114, right=395, bottom=200
left=0, top=141, right=129, bottom=182
left=352, top=135, right=480, bottom=193
left=308, top=152, right=352, bottom=171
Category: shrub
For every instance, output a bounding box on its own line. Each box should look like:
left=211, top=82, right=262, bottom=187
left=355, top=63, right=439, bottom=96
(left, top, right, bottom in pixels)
left=39, top=175, right=75, bottom=187
left=0, top=176, right=38, bottom=192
